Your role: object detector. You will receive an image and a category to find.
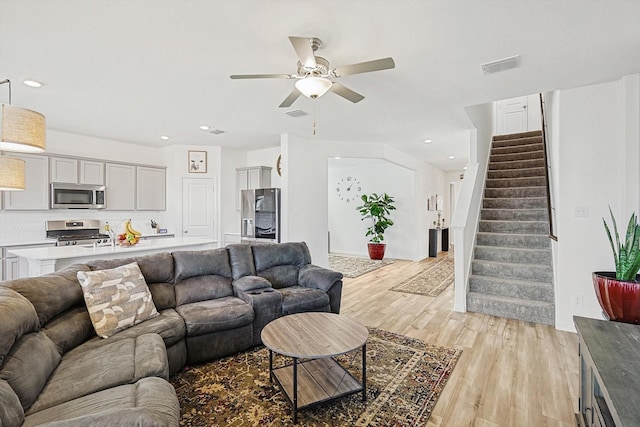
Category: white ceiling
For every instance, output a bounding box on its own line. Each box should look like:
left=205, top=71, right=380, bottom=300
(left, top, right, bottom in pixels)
left=1, top=0, right=639, bottom=171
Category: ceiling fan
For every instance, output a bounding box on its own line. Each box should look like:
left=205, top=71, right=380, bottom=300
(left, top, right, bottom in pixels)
left=230, top=36, right=395, bottom=108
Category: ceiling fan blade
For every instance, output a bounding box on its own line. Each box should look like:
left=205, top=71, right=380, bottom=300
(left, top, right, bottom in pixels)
left=329, top=83, right=365, bottom=103
left=230, top=74, right=292, bottom=79
left=288, top=36, right=317, bottom=69
left=333, top=57, right=395, bottom=77
left=279, top=88, right=302, bottom=108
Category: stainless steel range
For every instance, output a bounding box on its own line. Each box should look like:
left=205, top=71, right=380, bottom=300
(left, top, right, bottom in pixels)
left=46, top=220, right=111, bottom=246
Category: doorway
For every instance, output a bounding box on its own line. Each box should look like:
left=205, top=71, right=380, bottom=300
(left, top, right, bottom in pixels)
left=182, top=178, right=215, bottom=239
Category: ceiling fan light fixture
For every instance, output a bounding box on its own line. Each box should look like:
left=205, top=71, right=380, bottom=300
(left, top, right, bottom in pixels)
left=295, top=77, right=332, bottom=99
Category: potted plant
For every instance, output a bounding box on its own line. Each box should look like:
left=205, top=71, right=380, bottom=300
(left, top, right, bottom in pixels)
left=593, top=207, right=640, bottom=324
left=356, top=192, right=396, bottom=260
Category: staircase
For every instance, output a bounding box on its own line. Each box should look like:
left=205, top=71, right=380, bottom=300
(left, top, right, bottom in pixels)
left=467, top=130, right=555, bottom=326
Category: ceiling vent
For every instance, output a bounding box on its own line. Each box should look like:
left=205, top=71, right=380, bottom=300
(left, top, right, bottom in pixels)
left=284, top=109, right=308, bottom=118
left=208, top=129, right=225, bottom=135
left=481, top=55, right=520, bottom=75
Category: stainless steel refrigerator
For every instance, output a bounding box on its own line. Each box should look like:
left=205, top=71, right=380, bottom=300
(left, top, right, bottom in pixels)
left=241, top=188, right=281, bottom=243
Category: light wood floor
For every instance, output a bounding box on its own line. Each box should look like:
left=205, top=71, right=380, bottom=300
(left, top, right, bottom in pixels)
left=339, top=253, right=578, bottom=427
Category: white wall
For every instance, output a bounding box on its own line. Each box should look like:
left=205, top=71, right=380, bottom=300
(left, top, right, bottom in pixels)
left=247, top=147, right=281, bottom=188
left=327, top=158, right=416, bottom=259
left=555, top=74, right=640, bottom=331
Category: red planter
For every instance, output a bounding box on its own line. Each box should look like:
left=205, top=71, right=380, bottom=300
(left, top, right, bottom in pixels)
left=367, top=243, right=386, bottom=260
left=593, top=272, right=640, bottom=324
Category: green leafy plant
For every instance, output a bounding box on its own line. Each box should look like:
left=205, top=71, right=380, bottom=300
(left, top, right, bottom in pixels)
left=603, top=207, right=640, bottom=281
left=356, top=193, right=396, bottom=243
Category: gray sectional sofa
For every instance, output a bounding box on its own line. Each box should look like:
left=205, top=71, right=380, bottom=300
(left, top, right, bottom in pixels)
left=0, top=242, right=343, bottom=427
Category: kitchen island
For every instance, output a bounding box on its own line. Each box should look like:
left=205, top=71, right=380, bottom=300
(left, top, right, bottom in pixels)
left=8, top=237, right=219, bottom=278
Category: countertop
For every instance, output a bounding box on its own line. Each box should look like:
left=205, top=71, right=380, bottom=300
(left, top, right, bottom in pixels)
left=8, top=237, right=218, bottom=261
left=0, top=239, right=56, bottom=248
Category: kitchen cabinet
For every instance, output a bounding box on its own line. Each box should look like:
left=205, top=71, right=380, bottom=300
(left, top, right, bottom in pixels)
left=3, top=153, right=50, bottom=210
left=236, top=166, right=271, bottom=210
left=50, top=157, right=104, bottom=185
left=105, top=163, right=136, bottom=210
left=136, top=166, right=166, bottom=210
left=2, top=242, right=56, bottom=280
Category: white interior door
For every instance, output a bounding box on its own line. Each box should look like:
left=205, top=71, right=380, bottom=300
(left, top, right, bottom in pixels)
left=182, top=178, right=215, bottom=238
left=496, top=96, right=528, bottom=134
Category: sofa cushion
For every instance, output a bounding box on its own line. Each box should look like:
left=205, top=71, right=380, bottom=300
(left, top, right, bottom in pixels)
left=77, top=262, right=159, bottom=338
left=227, top=243, right=256, bottom=279
left=175, top=275, right=233, bottom=306
left=0, top=287, right=39, bottom=365
left=252, top=242, right=311, bottom=271
left=87, top=252, right=175, bottom=284
left=258, top=265, right=300, bottom=289
left=27, top=333, right=168, bottom=415
left=0, top=379, right=24, bottom=427
left=232, top=275, right=272, bottom=292
left=0, top=332, right=61, bottom=411
left=278, top=286, right=330, bottom=315
left=22, top=377, right=180, bottom=427
left=2, top=264, right=89, bottom=327
left=81, top=309, right=185, bottom=349
left=173, top=248, right=232, bottom=282
left=42, top=306, right=95, bottom=355
left=176, top=297, right=254, bottom=336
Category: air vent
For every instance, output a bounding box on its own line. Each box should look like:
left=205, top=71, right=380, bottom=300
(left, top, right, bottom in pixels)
left=284, top=109, right=308, bottom=118
left=481, top=55, right=520, bottom=75
left=209, top=129, right=225, bottom=135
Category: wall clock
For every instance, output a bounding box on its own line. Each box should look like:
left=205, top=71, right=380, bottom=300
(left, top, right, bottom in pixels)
left=276, top=155, right=282, bottom=176
left=336, top=176, right=362, bottom=203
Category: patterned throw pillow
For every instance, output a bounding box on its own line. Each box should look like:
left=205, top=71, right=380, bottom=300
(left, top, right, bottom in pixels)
left=77, top=262, right=159, bottom=338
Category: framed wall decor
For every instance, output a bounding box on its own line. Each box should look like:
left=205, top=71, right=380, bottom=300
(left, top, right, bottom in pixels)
left=188, top=150, right=207, bottom=173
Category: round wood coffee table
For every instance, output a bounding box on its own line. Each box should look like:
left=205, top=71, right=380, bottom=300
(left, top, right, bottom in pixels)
left=261, top=312, right=368, bottom=423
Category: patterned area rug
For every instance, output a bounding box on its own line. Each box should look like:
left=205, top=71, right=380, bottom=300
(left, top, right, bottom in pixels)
left=328, top=254, right=394, bottom=278
left=391, top=257, right=455, bottom=297
left=171, top=328, right=461, bottom=426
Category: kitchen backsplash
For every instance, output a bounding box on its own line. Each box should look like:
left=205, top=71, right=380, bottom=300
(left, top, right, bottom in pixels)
left=0, top=210, right=169, bottom=244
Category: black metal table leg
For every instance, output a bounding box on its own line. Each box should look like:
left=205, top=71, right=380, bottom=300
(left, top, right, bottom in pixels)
left=293, top=357, right=298, bottom=424
left=269, top=349, right=273, bottom=382
left=362, top=343, right=367, bottom=401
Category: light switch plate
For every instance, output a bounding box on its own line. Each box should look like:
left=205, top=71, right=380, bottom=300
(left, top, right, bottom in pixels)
left=574, top=206, right=589, bottom=217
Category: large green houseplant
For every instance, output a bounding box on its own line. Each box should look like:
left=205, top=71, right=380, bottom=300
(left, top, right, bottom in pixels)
left=593, top=207, right=640, bottom=324
left=356, top=192, right=396, bottom=260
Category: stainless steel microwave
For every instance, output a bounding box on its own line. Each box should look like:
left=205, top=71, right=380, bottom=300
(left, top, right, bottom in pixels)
left=50, top=183, right=106, bottom=209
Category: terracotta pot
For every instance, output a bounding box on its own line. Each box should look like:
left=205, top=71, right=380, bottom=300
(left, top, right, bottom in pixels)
left=593, top=272, right=640, bottom=324
left=367, top=243, right=386, bottom=260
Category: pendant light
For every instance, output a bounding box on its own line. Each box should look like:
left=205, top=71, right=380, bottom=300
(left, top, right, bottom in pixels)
left=0, top=79, right=46, bottom=153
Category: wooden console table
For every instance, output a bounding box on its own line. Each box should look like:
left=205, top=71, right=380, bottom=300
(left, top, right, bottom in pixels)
left=428, top=227, right=449, bottom=257
left=574, top=316, right=640, bottom=426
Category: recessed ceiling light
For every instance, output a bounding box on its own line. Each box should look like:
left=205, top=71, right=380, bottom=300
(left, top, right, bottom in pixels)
left=448, top=155, right=455, bottom=159
left=463, top=166, right=468, bottom=170
left=199, top=125, right=211, bottom=131
left=23, top=79, right=43, bottom=88
left=423, top=139, right=432, bottom=144
left=160, top=135, right=170, bottom=140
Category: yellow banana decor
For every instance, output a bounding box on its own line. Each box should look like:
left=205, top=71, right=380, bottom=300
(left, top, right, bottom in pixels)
left=121, top=219, right=142, bottom=245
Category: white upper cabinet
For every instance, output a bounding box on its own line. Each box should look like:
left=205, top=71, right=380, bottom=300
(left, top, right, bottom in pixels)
left=105, top=163, right=136, bottom=210
left=79, top=160, right=105, bottom=185
left=50, top=156, right=104, bottom=185
left=3, top=153, right=50, bottom=210
left=136, top=166, right=166, bottom=211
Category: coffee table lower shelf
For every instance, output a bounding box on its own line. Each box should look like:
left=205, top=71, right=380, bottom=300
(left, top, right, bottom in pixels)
left=271, top=357, right=364, bottom=421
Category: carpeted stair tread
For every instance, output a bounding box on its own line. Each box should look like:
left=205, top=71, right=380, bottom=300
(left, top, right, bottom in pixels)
left=488, top=158, right=545, bottom=170
left=492, top=136, right=543, bottom=148
left=476, top=232, right=551, bottom=249
left=493, top=130, right=542, bottom=141
left=483, top=197, right=547, bottom=209
left=466, top=292, right=554, bottom=325
left=488, top=167, right=546, bottom=179
left=491, top=142, right=544, bottom=156
left=472, top=259, right=553, bottom=283
left=474, top=245, right=552, bottom=265
left=468, top=274, right=554, bottom=302
left=481, top=208, right=548, bottom=221
left=490, top=150, right=544, bottom=163
left=478, top=220, right=549, bottom=234
left=485, top=176, right=546, bottom=188
left=484, top=186, right=547, bottom=199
